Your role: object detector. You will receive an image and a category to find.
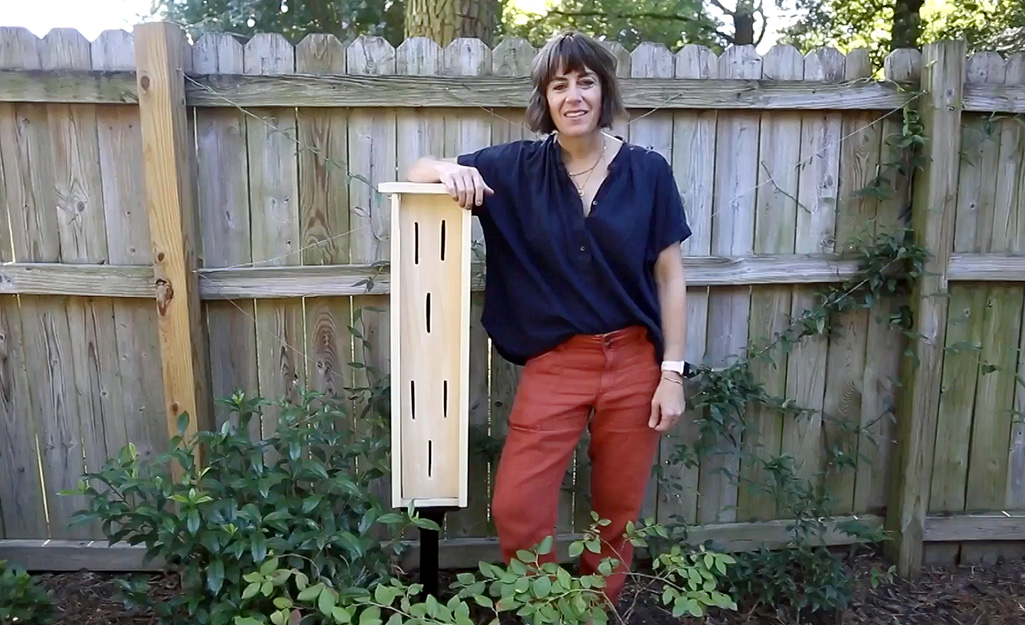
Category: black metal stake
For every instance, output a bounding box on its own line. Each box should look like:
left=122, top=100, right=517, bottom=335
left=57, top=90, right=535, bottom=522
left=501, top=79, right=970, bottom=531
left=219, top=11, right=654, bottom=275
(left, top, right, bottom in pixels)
left=419, top=507, right=453, bottom=598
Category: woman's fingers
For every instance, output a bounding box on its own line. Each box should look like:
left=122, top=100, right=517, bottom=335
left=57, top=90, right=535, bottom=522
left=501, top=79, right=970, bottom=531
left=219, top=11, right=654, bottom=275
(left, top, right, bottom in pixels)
left=441, top=166, right=493, bottom=209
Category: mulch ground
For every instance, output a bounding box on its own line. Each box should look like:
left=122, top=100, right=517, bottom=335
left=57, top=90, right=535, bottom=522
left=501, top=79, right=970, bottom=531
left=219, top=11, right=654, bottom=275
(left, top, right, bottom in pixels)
left=33, top=551, right=1025, bottom=625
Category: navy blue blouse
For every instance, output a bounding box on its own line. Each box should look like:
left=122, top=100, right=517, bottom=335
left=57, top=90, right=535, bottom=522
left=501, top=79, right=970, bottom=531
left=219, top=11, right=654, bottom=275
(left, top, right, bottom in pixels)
left=457, top=133, right=691, bottom=366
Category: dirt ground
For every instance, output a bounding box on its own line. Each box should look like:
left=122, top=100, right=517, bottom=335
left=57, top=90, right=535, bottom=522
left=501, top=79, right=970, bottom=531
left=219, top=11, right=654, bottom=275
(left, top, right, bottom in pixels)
left=33, top=551, right=1025, bottom=625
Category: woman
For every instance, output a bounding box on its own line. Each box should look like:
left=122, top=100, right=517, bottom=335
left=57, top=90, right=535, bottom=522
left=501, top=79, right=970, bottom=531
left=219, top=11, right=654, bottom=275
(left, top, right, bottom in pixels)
left=406, top=30, right=691, bottom=608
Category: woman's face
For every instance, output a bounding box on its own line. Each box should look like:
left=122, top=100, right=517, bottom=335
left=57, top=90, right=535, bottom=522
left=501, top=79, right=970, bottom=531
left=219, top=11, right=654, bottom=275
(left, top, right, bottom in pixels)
left=545, top=63, right=603, bottom=138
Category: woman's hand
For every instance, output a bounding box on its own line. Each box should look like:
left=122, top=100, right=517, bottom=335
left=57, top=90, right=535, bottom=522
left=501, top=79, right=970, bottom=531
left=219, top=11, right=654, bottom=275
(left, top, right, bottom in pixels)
left=649, top=374, right=685, bottom=433
left=439, top=163, right=494, bottom=209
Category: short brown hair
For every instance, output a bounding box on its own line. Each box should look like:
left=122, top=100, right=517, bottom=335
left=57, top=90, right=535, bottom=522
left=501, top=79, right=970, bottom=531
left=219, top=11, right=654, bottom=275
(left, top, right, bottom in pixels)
left=525, top=31, right=626, bottom=134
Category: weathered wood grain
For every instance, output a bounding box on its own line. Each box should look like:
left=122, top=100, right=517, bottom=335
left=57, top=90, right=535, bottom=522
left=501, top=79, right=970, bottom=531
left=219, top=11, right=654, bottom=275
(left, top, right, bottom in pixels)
left=42, top=33, right=123, bottom=534
left=0, top=26, right=86, bottom=540
left=92, top=29, right=167, bottom=466
left=854, top=49, right=921, bottom=516
left=244, top=33, right=305, bottom=443
left=443, top=38, right=492, bottom=539
left=782, top=47, right=845, bottom=491
left=192, top=32, right=260, bottom=431
left=0, top=26, right=46, bottom=539
left=737, top=43, right=803, bottom=523
left=885, top=41, right=965, bottom=578
left=658, top=43, right=718, bottom=527
left=297, top=33, right=355, bottom=415
left=822, top=48, right=878, bottom=515
left=700, top=44, right=761, bottom=524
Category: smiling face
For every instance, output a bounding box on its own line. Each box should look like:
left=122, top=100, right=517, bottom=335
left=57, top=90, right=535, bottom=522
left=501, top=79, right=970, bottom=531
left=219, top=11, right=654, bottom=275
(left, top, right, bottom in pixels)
left=545, top=64, right=603, bottom=137
left=525, top=32, right=625, bottom=136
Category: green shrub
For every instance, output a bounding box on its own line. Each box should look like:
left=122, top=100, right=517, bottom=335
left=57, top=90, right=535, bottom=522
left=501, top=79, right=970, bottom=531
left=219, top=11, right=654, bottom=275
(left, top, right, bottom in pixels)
left=230, top=516, right=738, bottom=625
left=63, top=391, right=432, bottom=625
left=0, top=559, right=53, bottom=625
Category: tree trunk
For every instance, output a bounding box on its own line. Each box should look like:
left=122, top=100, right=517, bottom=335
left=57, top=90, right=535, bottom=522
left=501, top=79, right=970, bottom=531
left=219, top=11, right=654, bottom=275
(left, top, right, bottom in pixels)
left=405, top=0, right=498, bottom=47
left=891, top=0, right=925, bottom=49
left=732, top=0, right=756, bottom=45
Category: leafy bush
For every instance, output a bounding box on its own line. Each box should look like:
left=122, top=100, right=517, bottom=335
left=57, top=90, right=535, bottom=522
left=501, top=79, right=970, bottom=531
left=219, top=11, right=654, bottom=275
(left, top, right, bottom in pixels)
left=229, top=516, right=738, bottom=625
left=0, top=559, right=53, bottom=625
left=62, top=391, right=432, bottom=625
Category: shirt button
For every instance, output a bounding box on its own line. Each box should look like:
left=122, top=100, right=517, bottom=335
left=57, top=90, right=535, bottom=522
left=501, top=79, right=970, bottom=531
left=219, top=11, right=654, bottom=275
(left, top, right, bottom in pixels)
left=580, top=246, right=586, bottom=251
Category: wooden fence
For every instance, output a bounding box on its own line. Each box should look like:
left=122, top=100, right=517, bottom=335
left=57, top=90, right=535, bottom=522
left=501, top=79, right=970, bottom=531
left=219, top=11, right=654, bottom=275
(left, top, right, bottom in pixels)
left=0, top=23, right=1023, bottom=576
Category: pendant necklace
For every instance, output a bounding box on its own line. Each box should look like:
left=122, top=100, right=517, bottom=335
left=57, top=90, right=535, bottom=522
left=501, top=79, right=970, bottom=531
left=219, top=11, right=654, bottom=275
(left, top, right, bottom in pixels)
left=569, top=138, right=607, bottom=197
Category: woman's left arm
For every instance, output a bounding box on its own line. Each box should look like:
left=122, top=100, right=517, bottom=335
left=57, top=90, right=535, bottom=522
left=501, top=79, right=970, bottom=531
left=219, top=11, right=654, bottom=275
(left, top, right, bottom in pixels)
left=649, top=243, right=687, bottom=433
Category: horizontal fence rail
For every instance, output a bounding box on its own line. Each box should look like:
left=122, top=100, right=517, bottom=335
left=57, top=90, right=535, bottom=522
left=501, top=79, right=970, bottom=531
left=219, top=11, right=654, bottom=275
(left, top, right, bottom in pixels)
left=3, top=68, right=1024, bottom=113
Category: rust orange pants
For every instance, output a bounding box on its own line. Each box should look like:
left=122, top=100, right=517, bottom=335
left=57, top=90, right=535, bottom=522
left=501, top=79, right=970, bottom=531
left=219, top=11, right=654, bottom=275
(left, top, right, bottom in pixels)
left=490, top=325, right=662, bottom=606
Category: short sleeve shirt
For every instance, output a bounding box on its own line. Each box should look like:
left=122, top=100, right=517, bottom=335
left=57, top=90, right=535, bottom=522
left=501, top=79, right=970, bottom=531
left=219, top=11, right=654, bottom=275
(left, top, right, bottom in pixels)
left=457, top=133, right=691, bottom=366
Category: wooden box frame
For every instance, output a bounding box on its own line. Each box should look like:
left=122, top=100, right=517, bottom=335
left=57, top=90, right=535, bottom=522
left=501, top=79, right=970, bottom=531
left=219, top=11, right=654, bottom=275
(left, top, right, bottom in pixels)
left=379, top=182, right=471, bottom=509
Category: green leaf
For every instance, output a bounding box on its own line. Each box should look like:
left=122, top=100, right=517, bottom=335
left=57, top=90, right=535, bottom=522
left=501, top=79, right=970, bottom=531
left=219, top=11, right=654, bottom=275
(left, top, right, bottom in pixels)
left=177, top=412, right=190, bottom=436
left=273, top=597, right=294, bottom=610
left=187, top=509, right=201, bottom=535
left=297, top=583, right=324, bottom=603
left=206, top=559, right=225, bottom=595
left=537, top=535, right=553, bottom=555
left=302, top=495, right=324, bottom=514
left=251, top=533, right=268, bottom=562
left=318, top=587, right=336, bottom=616
left=532, top=575, right=552, bottom=598
left=332, top=607, right=352, bottom=624
left=242, top=583, right=260, bottom=601
left=260, top=556, right=281, bottom=576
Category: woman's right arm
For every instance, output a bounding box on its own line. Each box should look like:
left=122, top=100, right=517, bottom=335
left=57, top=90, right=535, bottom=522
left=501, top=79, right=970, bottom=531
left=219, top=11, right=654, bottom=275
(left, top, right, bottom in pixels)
left=406, top=156, right=494, bottom=209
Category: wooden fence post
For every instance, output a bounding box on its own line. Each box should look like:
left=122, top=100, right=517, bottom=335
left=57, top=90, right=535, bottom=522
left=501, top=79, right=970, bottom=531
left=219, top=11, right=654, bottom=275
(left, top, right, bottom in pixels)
left=134, top=23, right=212, bottom=456
left=884, top=39, right=965, bottom=577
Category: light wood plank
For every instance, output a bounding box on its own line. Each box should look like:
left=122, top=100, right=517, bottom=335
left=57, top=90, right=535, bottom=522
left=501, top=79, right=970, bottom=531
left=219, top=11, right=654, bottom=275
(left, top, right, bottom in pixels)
left=700, top=44, right=761, bottom=524
left=885, top=41, right=966, bottom=578
left=345, top=35, right=396, bottom=521
left=41, top=29, right=122, bottom=538
left=782, top=48, right=845, bottom=491
left=1, top=26, right=85, bottom=540
left=192, top=32, right=260, bottom=432
left=821, top=48, right=878, bottom=515
left=296, top=34, right=355, bottom=422
left=856, top=49, right=921, bottom=515
left=243, top=33, right=305, bottom=441
left=443, top=38, right=492, bottom=538
left=0, top=26, right=46, bottom=539
left=962, top=52, right=1025, bottom=564
left=737, top=44, right=802, bottom=522
left=92, top=29, right=167, bottom=466
left=658, top=43, right=718, bottom=527
left=134, top=23, right=213, bottom=464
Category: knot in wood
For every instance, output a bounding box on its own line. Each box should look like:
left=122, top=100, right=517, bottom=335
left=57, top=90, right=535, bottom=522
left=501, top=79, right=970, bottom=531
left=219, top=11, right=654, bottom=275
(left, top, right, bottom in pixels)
left=140, top=75, right=151, bottom=91
left=155, top=278, right=173, bottom=315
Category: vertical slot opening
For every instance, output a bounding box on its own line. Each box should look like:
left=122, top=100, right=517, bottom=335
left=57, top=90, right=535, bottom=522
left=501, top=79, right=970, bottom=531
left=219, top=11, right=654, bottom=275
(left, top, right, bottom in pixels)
left=410, top=380, right=415, bottom=420
left=443, top=380, right=448, bottom=418
left=414, top=221, right=419, bottom=264
left=425, top=293, right=431, bottom=333
left=427, top=440, right=433, bottom=478
left=440, top=220, right=446, bottom=261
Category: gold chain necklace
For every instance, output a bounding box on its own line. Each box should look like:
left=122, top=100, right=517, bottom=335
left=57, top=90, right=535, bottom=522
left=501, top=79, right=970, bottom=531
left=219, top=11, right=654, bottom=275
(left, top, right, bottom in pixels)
left=569, top=138, right=607, bottom=197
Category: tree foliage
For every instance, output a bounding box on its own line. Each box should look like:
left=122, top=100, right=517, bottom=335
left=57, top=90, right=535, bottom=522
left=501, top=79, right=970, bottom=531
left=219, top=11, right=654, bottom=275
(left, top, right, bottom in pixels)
left=777, top=0, right=1025, bottom=70
left=150, top=0, right=406, bottom=44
